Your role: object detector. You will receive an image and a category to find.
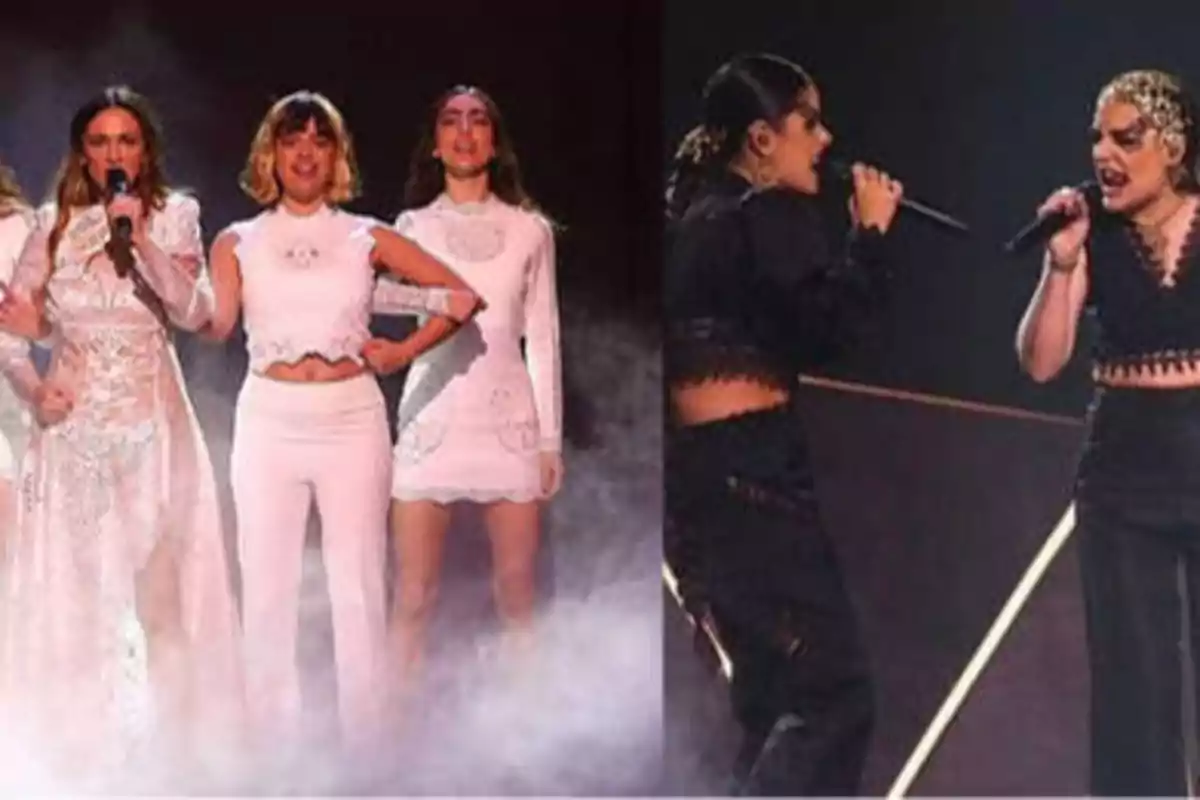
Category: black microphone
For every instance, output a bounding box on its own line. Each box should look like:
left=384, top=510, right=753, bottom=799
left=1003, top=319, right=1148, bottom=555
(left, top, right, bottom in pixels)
left=1004, top=181, right=1102, bottom=255
left=821, top=158, right=971, bottom=234
left=105, top=167, right=133, bottom=244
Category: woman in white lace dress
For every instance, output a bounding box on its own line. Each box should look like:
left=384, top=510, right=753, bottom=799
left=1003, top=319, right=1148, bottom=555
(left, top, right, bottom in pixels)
left=374, top=86, right=564, bottom=691
left=205, top=91, right=480, bottom=764
left=0, top=164, right=33, bottom=542
left=0, top=87, right=243, bottom=788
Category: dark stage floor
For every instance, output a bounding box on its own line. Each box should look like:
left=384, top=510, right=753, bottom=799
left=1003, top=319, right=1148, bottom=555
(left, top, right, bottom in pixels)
left=664, top=379, right=1091, bottom=796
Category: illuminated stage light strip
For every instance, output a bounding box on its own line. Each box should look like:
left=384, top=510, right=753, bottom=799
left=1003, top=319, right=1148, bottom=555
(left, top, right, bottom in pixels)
left=798, top=374, right=1084, bottom=427
left=662, top=562, right=734, bottom=682
left=886, top=502, right=1077, bottom=798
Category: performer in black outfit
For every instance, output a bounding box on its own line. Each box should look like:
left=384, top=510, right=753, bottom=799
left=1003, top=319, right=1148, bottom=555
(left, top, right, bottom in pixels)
left=663, top=53, right=902, bottom=796
left=1017, top=69, right=1200, bottom=797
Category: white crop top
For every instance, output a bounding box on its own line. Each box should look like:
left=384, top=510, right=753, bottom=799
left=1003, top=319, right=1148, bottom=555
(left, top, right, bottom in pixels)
left=231, top=204, right=385, bottom=372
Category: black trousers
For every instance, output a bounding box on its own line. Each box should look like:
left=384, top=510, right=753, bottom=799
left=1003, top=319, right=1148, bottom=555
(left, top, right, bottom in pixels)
left=1077, top=385, right=1200, bottom=796
left=666, top=403, right=873, bottom=796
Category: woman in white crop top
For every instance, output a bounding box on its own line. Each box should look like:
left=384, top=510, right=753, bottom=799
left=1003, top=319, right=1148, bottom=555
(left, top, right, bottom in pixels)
left=0, top=88, right=243, bottom=789
left=373, top=86, right=564, bottom=696
left=205, top=91, right=481, bottom=765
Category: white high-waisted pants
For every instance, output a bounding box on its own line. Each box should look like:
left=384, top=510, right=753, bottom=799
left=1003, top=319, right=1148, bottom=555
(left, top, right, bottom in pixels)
left=231, top=372, right=391, bottom=756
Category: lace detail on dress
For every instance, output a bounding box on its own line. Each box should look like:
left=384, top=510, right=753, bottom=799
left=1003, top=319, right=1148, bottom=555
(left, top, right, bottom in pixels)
left=0, top=195, right=244, bottom=786
left=491, top=385, right=539, bottom=455
left=389, top=484, right=546, bottom=503
left=371, top=277, right=450, bottom=316
left=1122, top=202, right=1200, bottom=288
left=434, top=194, right=509, bottom=263
left=1095, top=347, right=1200, bottom=378
left=246, top=304, right=370, bottom=370
left=235, top=205, right=383, bottom=372
left=247, top=335, right=366, bottom=369
left=395, top=415, right=449, bottom=465
left=54, top=329, right=162, bottom=495
left=665, top=317, right=796, bottom=390
left=389, top=198, right=561, bottom=501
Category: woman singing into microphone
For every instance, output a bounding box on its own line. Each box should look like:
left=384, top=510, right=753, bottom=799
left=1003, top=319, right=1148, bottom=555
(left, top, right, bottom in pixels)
left=0, top=86, right=242, bottom=786
left=1017, top=69, right=1200, bottom=797
left=664, top=53, right=902, bottom=796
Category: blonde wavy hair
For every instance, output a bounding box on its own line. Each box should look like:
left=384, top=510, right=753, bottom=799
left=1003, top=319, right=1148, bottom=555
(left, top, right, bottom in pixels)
left=0, top=160, right=27, bottom=219
left=239, top=90, right=361, bottom=206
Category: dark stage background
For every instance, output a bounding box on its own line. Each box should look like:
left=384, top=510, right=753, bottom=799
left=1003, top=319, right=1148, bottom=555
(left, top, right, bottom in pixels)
left=0, top=3, right=662, bottom=794
left=663, top=0, right=1200, bottom=795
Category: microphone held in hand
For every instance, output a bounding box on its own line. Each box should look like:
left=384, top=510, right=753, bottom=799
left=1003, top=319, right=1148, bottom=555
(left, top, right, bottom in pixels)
left=1003, top=181, right=1102, bottom=255
left=820, top=158, right=971, bottom=234
left=104, top=168, right=133, bottom=245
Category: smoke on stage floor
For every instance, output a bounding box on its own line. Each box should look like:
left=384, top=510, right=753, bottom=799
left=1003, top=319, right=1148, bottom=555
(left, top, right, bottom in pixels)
left=0, top=13, right=663, bottom=794
left=274, top=310, right=664, bottom=796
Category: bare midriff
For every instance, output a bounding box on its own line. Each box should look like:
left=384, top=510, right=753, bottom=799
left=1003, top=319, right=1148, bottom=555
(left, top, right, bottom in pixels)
left=261, top=355, right=366, bottom=383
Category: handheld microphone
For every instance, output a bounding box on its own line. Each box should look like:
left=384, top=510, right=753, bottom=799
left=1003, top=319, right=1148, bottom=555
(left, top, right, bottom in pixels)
left=822, top=158, right=971, bottom=234
left=104, top=168, right=133, bottom=244
left=1003, top=181, right=1102, bottom=255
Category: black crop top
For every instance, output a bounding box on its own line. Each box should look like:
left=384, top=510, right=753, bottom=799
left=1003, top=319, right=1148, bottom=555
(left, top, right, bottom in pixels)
left=664, top=171, right=891, bottom=390
left=1086, top=203, right=1200, bottom=376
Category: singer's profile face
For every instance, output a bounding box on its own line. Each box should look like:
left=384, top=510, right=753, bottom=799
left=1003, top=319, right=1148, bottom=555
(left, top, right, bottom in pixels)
left=434, top=92, right=495, bottom=179
left=274, top=117, right=335, bottom=204
left=1092, top=99, right=1179, bottom=213
left=81, top=108, right=145, bottom=189
left=771, top=86, right=832, bottom=195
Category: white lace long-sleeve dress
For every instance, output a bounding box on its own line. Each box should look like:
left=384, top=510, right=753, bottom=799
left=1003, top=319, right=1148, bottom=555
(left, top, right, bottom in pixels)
left=379, top=193, right=562, bottom=503
left=0, top=194, right=243, bottom=787
left=0, top=208, right=34, bottom=482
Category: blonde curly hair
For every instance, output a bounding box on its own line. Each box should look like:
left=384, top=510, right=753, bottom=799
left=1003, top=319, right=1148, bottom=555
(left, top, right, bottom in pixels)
left=1097, top=69, right=1199, bottom=188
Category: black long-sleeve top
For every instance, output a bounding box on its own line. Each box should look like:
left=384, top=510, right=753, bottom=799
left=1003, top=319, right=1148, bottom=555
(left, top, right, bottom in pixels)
left=664, top=170, right=892, bottom=395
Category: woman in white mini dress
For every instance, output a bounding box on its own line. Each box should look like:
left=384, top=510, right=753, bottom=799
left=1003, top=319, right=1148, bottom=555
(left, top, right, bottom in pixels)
left=373, top=86, right=563, bottom=690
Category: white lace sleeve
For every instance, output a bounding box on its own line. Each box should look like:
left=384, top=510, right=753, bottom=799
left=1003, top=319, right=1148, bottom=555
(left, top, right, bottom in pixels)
left=371, top=275, right=451, bottom=316
left=370, top=209, right=475, bottom=317
left=137, top=194, right=212, bottom=331
left=524, top=217, right=562, bottom=453
left=0, top=209, right=51, bottom=401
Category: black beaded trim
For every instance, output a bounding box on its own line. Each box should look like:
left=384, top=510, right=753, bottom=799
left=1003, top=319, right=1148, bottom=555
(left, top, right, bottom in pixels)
left=1096, top=349, right=1200, bottom=377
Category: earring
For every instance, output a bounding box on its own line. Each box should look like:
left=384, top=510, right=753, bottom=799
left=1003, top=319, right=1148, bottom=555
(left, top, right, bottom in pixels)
left=751, top=157, right=777, bottom=189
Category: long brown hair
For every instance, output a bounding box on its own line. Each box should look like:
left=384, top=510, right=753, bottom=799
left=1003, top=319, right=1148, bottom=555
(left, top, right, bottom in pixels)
left=47, top=85, right=171, bottom=265
left=403, top=85, right=545, bottom=218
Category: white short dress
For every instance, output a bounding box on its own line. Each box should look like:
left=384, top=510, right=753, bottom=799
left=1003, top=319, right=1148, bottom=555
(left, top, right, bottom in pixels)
left=381, top=193, right=561, bottom=503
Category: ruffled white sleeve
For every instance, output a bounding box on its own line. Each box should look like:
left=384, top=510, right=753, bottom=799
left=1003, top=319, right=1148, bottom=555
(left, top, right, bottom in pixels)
left=137, top=193, right=212, bottom=331
left=523, top=216, right=562, bottom=453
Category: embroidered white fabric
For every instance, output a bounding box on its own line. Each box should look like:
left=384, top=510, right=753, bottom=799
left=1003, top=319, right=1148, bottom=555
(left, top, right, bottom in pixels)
left=389, top=194, right=563, bottom=503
